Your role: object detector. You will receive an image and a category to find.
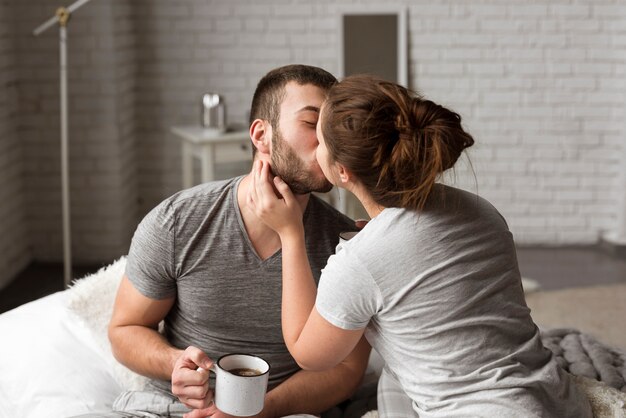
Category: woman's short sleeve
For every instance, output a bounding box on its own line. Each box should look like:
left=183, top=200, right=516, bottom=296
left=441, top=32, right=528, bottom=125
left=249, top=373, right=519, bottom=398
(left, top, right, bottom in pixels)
left=315, top=248, right=382, bottom=330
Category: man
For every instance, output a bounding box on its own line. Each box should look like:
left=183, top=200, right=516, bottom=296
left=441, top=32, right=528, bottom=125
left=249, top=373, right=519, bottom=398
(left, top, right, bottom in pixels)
left=87, top=65, right=371, bottom=418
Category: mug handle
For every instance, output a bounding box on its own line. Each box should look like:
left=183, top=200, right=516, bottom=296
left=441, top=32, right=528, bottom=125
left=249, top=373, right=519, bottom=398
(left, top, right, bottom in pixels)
left=196, top=364, right=217, bottom=373
left=196, top=365, right=217, bottom=391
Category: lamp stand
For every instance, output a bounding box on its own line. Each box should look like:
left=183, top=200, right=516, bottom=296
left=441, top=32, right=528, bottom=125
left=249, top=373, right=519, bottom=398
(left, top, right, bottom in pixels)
left=33, top=0, right=95, bottom=287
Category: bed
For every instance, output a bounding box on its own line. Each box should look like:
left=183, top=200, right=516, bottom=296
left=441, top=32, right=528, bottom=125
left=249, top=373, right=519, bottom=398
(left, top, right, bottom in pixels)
left=0, top=258, right=624, bottom=418
left=0, top=258, right=379, bottom=418
left=0, top=259, right=135, bottom=417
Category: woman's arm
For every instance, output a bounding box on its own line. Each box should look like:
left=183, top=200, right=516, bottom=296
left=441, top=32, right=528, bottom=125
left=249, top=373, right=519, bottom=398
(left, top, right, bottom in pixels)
left=249, top=161, right=366, bottom=370
left=263, top=336, right=371, bottom=416
left=280, top=229, right=366, bottom=370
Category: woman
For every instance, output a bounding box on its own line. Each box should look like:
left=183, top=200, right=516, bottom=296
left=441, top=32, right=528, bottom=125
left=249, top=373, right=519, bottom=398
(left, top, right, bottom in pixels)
left=248, top=75, right=591, bottom=417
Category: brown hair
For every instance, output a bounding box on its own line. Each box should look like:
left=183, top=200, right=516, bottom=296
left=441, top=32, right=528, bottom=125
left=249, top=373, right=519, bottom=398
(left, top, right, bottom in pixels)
left=321, top=75, right=474, bottom=211
left=250, top=64, right=336, bottom=123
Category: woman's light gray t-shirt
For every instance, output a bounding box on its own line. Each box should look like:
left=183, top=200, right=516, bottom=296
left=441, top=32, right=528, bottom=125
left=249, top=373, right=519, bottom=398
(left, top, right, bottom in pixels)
left=125, top=176, right=357, bottom=395
left=316, top=185, right=592, bottom=418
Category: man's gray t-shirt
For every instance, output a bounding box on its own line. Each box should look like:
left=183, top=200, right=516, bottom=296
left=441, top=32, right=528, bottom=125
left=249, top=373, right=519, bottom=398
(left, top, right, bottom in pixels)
left=125, top=176, right=357, bottom=395
left=317, top=185, right=592, bottom=418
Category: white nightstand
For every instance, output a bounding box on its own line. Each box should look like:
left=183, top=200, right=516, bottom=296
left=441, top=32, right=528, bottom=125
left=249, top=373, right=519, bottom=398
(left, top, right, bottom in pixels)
left=171, top=125, right=252, bottom=188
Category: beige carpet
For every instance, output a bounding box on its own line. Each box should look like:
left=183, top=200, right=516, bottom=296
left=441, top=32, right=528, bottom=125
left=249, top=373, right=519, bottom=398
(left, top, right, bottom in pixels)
left=526, top=283, right=626, bottom=352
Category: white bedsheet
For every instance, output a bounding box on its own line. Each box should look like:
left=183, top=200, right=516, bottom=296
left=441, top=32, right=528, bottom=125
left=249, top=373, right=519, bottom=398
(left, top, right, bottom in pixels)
left=0, top=291, right=123, bottom=418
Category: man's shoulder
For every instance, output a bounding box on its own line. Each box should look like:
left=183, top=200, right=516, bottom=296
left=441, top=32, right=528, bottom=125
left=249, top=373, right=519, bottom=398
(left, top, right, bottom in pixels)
left=142, top=177, right=241, bottom=227
left=153, top=177, right=240, bottom=214
left=171, top=177, right=240, bottom=205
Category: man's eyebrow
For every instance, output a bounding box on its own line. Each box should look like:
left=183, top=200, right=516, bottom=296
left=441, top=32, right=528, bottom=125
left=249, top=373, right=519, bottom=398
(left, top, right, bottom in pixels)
left=296, top=106, right=320, bottom=114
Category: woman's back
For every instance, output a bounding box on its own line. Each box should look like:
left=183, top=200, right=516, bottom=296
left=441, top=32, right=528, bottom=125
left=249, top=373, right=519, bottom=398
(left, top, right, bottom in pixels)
left=317, top=185, right=592, bottom=417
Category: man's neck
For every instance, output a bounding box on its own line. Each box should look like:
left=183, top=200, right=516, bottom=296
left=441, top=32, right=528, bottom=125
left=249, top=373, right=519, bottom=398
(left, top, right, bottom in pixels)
left=236, top=172, right=310, bottom=260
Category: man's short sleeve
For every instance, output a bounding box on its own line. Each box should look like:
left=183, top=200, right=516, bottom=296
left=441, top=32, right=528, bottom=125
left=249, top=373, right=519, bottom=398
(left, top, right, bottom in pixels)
left=125, top=199, right=177, bottom=299
left=315, top=249, right=381, bottom=330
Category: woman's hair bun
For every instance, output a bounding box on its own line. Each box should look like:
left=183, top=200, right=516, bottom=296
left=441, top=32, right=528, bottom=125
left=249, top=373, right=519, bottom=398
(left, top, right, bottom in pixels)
left=321, top=74, right=474, bottom=211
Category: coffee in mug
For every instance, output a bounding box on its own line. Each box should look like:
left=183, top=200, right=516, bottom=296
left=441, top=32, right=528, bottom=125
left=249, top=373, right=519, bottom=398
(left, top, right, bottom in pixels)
left=228, top=367, right=262, bottom=377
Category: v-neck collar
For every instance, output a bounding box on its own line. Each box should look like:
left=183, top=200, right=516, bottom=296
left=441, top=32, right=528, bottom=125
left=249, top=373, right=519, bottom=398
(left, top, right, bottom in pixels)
left=230, top=177, right=282, bottom=264
left=231, top=176, right=313, bottom=264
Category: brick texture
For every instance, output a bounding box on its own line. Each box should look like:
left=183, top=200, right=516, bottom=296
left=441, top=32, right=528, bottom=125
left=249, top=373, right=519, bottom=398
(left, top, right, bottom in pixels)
left=13, top=0, right=137, bottom=269
left=1, top=0, right=625, bottom=287
left=131, top=0, right=625, bottom=246
left=0, top=0, right=31, bottom=288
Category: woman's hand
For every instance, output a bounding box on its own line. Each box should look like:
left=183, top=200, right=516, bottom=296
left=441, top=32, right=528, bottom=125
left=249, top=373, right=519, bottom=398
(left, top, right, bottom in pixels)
left=248, top=160, right=305, bottom=240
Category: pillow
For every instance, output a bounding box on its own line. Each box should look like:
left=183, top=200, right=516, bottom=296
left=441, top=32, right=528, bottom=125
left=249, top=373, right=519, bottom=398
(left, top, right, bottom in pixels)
left=0, top=292, right=122, bottom=418
left=66, top=256, right=149, bottom=391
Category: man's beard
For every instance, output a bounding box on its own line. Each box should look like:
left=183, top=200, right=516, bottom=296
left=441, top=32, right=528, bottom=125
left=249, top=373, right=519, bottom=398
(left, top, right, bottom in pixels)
left=270, top=128, right=333, bottom=195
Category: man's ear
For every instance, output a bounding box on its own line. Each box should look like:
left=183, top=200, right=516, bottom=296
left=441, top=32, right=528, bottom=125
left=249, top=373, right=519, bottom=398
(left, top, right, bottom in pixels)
left=250, top=119, right=271, bottom=155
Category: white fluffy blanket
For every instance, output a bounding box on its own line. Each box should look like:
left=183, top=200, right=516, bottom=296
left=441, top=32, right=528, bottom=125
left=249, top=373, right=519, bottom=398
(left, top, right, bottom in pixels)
left=573, top=375, right=626, bottom=418
left=67, top=257, right=150, bottom=391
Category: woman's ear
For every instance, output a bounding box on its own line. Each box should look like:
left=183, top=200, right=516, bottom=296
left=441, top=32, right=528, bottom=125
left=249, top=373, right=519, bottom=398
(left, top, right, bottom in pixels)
left=250, top=119, right=271, bottom=155
left=337, top=163, right=352, bottom=186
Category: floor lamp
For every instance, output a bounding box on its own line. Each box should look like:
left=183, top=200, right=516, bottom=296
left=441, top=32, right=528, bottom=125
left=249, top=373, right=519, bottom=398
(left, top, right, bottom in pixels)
left=33, top=0, right=95, bottom=287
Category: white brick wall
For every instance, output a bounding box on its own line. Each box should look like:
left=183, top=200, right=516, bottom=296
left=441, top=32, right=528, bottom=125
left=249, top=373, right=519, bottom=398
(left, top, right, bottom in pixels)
left=133, top=0, right=340, bottom=213
left=15, top=0, right=136, bottom=267
left=0, top=0, right=31, bottom=288
left=131, top=0, right=625, bottom=245
left=435, top=1, right=626, bottom=245
left=4, top=0, right=625, bottom=286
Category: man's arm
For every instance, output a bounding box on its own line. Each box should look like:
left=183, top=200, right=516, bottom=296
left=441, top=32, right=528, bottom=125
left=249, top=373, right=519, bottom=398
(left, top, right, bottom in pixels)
left=108, top=275, right=181, bottom=380
left=110, top=274, right=371, bottom=418
left=109, top=276, right=216, bottom=411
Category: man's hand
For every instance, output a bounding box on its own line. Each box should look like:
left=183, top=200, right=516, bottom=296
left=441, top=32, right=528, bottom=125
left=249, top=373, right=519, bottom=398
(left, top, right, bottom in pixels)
left=184, top=404, right=272, bottom=418
left=183, top=403, right=227, bottom=418
left=183, top=393, right=277, bottom=418
left=172, top=347, right=214, bottom=411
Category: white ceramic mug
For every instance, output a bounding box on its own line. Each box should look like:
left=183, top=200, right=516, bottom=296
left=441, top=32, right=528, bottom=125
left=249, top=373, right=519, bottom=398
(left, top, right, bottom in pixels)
left=211, top=353, right=270, bottom=416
